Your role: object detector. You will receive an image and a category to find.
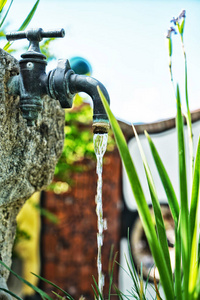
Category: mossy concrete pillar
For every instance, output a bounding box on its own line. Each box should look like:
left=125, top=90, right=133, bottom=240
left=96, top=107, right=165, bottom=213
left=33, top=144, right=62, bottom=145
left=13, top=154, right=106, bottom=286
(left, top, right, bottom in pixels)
left=0, top=48, right=65, bottom=298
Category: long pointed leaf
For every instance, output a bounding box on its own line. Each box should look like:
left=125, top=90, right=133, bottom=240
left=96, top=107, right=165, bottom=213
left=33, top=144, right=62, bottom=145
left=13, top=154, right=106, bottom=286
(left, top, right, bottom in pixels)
left=31, top=273, right=74, bottom=300
left=98, top=86, right=174, bottom=300
left=176, top=84, right=189, bottom=300
left=188, top=212, right=199, bottom=299
left=0, top=0, right=13, bottom=28
left=0, top=0, right=7, bottom=13
left=145, top=131, right=179, bottom=225
left=133, top=126, right=172, bottom=282
left=108, top=249, right=118, bottom=300
left=175, top=222, right=182, bottom=300
left=92, top=276, right=104, bottom=300
left=0, top=288, right=23, bottom=300
left=190, top=136, right=200, bottom=238
left=195, top=266, right=200, bottom=299
left=3, top=0, right=40, bottom=51
left=18, top=0, right=40, bottom=31
left=0, top=260, right=53, bottom=300
left=127, top=229, right=141, bottom=294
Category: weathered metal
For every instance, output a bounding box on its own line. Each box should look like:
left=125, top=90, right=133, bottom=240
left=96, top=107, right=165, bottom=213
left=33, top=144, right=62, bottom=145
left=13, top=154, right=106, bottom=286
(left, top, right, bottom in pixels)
left=6, top=28, right=110, bottom=132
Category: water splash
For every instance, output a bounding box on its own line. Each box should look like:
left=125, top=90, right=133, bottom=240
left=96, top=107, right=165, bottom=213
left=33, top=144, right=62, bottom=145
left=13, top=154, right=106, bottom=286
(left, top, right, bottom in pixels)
left=93, top=133, right=108, bottom=297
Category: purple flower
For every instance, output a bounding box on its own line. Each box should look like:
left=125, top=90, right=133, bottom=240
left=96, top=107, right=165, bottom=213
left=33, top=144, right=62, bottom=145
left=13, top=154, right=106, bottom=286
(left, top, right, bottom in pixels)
left=179, top=10, right=186, bottom=19
left=166, top=27, right=177, bottom=39
left=170, top=17, right=178, bottom=26
left=170, top=10, right=186, bottom=26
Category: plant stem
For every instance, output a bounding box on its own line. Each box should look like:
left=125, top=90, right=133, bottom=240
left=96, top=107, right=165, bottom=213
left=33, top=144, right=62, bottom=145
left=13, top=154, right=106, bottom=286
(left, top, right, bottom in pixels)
left=180, top=35, right=194, bottom=182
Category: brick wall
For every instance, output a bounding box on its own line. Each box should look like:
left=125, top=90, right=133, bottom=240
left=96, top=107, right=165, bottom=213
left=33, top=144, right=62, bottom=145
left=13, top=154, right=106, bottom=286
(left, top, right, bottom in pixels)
left=40, top=148, right=122, bottom=299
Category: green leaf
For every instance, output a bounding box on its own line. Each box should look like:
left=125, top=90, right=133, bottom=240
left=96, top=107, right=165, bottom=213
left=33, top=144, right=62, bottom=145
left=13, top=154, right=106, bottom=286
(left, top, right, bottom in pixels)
left=0, top=0, right=13, bottom=28
left=188, top=138, right=200, bottom=299
left=176, top=84, right=189, bottom=300
left=51, top=291, right=65, bottom=300
left=0, top=260, right=53, bottom=300
left=145, top=131, right=179, bottom=225
left=179, top=19, right=185, bottom=36
left=92, top=276, right=104, bottom=300
left=190, top=137, right=200, bottom=239
left=133, top=126, right=172, bottom=282
left=188, top=213, right=199, bottom=299
left=3, top=0, right=40, bottom=51
left=18, top=0, right=40, bottom=31
left=0, top=0, right=7, bottom=13
left=168, top=37, right=172, bottom=57
left=108, top=250, right=118, bottom=300
left=0, top=288, right=23, bottom=300
left=126, top=229, right=147, bottom=299
left=175, top=222, right=182, bottom=300
left=97, top=86, right=174, bottom=300
left=113, top=286, right=124, bottom=300
left=184, top=56, right=194, bottom=178
left=34, top=203, right=59, bottom=224
left=31, top=273, right=74, bottom=300
left=195, top=267, right=200, bottom=299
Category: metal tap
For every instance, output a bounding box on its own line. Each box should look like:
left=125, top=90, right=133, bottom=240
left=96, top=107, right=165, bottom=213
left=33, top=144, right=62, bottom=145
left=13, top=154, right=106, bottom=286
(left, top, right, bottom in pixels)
left=6, top=28, right=110, bottom=132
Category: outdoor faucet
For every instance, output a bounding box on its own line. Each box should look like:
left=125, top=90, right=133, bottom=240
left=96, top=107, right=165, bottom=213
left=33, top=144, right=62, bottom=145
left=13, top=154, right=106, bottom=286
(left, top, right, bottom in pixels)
left=6, top=28, right=110, bottom=133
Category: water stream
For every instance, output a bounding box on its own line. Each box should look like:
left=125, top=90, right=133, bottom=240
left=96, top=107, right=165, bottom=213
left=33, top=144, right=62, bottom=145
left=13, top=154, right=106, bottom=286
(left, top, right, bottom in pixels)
left=93, top=133, right=108, bottom=297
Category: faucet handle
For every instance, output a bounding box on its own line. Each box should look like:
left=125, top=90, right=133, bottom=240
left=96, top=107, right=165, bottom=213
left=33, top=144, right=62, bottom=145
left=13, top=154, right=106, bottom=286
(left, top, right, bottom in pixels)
left=6, top=28, right=65, bottom=42
left=6, top=28, right=65, bottom=53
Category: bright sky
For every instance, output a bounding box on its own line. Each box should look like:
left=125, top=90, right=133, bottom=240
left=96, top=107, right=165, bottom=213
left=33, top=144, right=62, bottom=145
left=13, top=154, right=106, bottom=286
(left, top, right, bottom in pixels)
left=4, top=0, right=200, bottom=123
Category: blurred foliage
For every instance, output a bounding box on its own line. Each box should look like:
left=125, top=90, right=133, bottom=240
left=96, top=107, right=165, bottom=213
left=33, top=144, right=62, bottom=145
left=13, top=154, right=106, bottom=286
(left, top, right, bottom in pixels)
left=40, top=37, right=56, bottom=61
left=49, top=93, right=115, bottom=191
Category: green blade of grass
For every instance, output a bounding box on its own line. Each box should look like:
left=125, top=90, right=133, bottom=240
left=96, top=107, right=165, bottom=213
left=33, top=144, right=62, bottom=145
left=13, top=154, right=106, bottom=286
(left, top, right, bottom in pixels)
left=113, top=286, right=124, bottom=300
left=133, top=126, right=173, bottom=282
left=31, top=273, right=74, bottom=300
left=188, top=139, right=200, bottom=300
left=0, top=0, right=13, bottom=28
left=92, top=276, right=104, bottom=300
left=125, top=255, right=141, bottom=297
left=108, top=248, right=118, bottom=300
left=127, top=229, right=141, bottom=296
left=98, top=86, right=174, bottom=300
left=145, top=131, right=179, bottom=225
left=175, top=222, right=182, bottom=300
left=195, top=267, right=200, bottom=299
left=91, top=284, right=99, bottom=300
left=190, top=137, right=200, bottom=238
left=188, top=212, right=199, bottom=299
left=184, top=61, right=194, bottom=179
left=0, top=288, right=23, bottom=300
left=176, top=83, right=189, bottom=300
left=0, top=260, right=53, bottom=300
left=52, top=291, right=65, bottom=300
left=18, top=0, right=40, bottom=31
left=0, top=0, right=7, bottom=13
left=3, top=0, right=40, bottom=51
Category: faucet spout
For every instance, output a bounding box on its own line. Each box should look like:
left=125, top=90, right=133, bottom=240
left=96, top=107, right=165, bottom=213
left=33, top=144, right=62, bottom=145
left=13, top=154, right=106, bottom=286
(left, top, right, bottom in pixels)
left=68, top=74, right=110, bottom=133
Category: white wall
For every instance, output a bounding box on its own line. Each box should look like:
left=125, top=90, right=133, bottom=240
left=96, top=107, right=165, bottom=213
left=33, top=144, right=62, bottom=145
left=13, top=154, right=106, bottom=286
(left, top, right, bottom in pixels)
left=123, top=120, right=200, bottom=210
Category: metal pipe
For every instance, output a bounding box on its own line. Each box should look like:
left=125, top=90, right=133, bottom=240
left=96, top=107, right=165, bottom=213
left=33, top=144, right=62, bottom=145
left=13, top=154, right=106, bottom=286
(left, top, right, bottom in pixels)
left=68, top=74, right=110, bottom=133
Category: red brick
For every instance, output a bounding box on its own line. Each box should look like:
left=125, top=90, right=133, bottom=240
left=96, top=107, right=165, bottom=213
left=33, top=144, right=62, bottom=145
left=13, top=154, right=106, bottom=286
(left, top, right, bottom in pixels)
left=41, top=147, right=122, bottom=300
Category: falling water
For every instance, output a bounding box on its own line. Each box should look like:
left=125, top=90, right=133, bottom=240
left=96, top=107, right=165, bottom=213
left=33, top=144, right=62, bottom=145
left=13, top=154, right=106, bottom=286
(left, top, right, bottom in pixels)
left=93, top=133, right=108, bottom=298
